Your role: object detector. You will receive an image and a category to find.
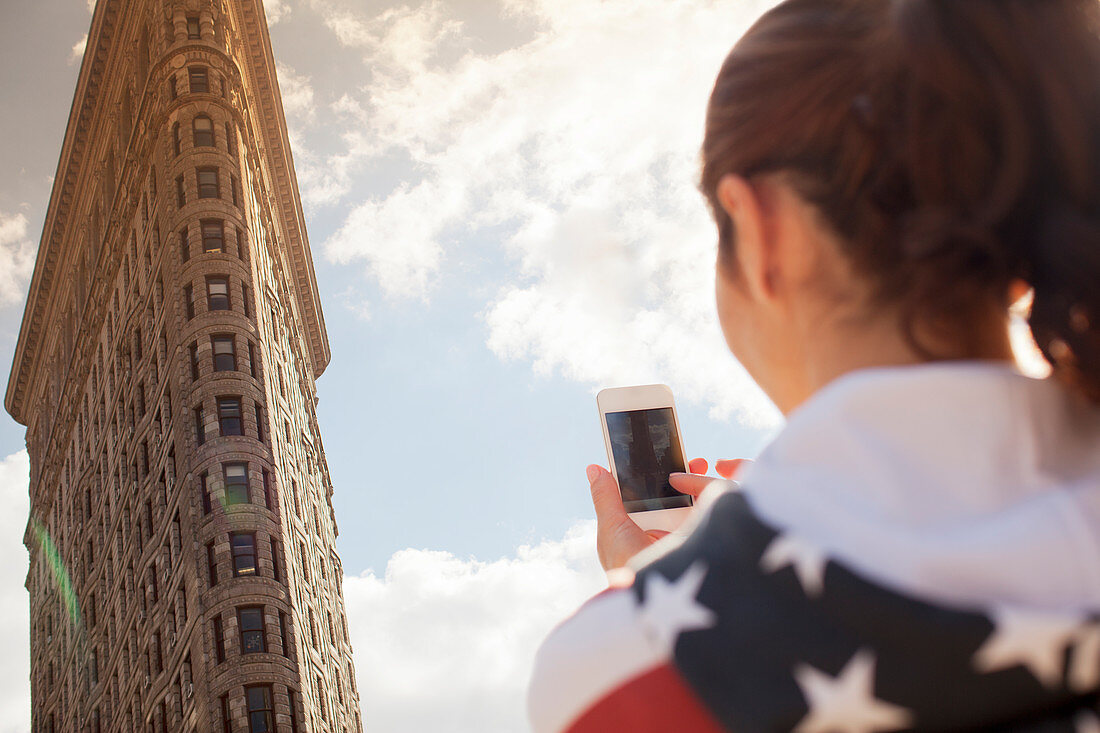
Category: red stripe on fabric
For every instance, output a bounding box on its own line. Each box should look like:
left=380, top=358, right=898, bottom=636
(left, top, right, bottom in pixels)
left=565, top=663, right=726, bottom=733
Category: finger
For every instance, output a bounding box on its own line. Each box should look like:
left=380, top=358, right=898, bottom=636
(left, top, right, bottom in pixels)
left=687, top=457, right=709, bottom=475
left=669, top=471, right=722, bottom=498
left=587, top=465, right=629, bottom=524
left=715, top=458, right=747, bottom=480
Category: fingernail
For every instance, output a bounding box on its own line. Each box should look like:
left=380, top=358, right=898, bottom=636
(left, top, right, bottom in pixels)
left=669, top=472, right=686, bottom=478
left=586, top=465, right=602, bottom=482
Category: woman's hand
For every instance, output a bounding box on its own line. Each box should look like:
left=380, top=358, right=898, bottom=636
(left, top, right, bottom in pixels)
left=587, top=457, right=746, bottom=571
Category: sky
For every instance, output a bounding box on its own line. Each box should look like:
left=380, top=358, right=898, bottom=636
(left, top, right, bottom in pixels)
left=0, top=1, right=789, bottom=731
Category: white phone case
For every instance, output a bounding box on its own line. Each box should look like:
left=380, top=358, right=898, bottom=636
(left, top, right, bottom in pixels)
left=596, top=384, right=692, bottom=532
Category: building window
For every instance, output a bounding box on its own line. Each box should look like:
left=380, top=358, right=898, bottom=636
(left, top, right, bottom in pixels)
left=201, top=219, right=224, bottom=253
left=236, top=227, right=247, bottom=261
left=271, top=538, right=281, bottom=582
left=279, top=611, right=289, bottom=656
left=188, top=66, right=208, bottom=94
left=193, top=115, right=214, bottom=147
left=179, top=227, right=190, bottom=262
left=172, top=122, right=181, bottom=156
left=238, top=606, right=265, bottom=653
left=217, top=396, right=242, bottom=435
left=230, top=174, right=239, bottom=206
left=212, top=615, right=225, bottom=663
left=256, top=406, right=265, bottom=444
left=200, top=472, right=211, bottom=515
left=220, top=693, right=231, bottom=733
left=168, top=75, right=177, bottom=100
left=206, top=276, right=229, bottom=311
left=185, top=284, right=195, bottom=319
left=242, top=285, right=251, bottom=318
left=288, top=690, right=299, bottom=733
left=230, top=532, right=256, bottom=577
left=245, top=685, right=274, bottom=733
left=224, top=462, right=249, bottom=504
left=207, top=541, right=217, bottom=586
left=212, top=335, right=235, bottom=371
left=186, top=15, right=201, bottom=40
left=197, top=166, right=219, bottom=199
left=194, top=405, right=205, bottom=445
left=248, top=342, right=258, bottom=379
left=300, top=541, right=309, bottom=582
left=225, top=122, right=235, bottom=155
left=189, top=341, right=200, bottom=381
left=175, top=174, right=185, bottom=208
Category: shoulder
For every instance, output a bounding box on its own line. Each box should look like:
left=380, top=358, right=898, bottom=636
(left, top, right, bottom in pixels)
left=532, top=490, right=1100, bottom=732
left=527, top=493, right=763, bottom=733
left=527, top=515, right=732, bottom=733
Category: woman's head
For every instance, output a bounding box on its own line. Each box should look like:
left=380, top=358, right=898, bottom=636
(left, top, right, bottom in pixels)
left=702, top=0, right=1100, bottom=407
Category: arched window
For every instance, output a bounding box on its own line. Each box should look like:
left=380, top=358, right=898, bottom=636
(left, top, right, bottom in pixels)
left=192, top=115, right=214, bottom=147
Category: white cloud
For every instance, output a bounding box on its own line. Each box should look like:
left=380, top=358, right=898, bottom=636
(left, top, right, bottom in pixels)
left=276, top=62, right=315, bottom=123
left=344, top=521, right=605, bottom=733
left=263, top=0, right=291, bottom=25
left=312, top=0, right=781, bottom=423
left=68, top=33, right=88, bottom=65
left=336, top=286, right=372, bottom=321
left=0, top=451, right=31, bottom=733
left=0, top=211, right=37, bottom=306
left=275, top=63, right=369, bottom=211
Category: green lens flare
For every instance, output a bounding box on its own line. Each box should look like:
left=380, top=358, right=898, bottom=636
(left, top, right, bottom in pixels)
left=32, top=518, right=82, bottom=629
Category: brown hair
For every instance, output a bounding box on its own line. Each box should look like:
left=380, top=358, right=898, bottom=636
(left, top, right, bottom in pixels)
left=701, top=0, right=1100, bottom=402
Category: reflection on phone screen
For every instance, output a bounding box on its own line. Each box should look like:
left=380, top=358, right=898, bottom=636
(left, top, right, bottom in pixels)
left=605, top=407, right=691, bottom=513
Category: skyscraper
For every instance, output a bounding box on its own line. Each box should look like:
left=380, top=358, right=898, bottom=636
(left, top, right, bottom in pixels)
left=4, top=1, right=361, bottom=730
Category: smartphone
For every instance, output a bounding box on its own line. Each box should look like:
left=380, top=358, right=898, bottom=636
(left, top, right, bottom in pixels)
left=597, top=384, right=692, bottom=532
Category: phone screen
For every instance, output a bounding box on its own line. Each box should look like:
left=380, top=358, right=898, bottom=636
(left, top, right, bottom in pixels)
left=605, top=407, right=691, bottom=513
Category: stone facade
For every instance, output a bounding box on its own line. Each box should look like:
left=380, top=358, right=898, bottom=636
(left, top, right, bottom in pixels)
left=4, top=1, right=362, bottom=730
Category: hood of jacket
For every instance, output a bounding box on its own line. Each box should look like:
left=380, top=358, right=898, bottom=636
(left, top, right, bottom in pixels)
left=738, top=360, right=1100, bottom=612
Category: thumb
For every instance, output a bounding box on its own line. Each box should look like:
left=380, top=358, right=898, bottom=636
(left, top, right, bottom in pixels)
left=587, top=465, right=628, bottom=524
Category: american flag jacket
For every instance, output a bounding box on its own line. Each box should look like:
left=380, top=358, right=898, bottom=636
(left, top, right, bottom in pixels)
left=529, top=364, right=1100, bottom=732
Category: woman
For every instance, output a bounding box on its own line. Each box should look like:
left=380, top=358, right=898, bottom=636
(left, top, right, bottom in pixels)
left=529, top=0, right=1100, bottom=730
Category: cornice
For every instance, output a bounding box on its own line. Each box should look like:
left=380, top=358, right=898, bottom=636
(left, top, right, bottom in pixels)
left=235, top=0, right=330, bottom=379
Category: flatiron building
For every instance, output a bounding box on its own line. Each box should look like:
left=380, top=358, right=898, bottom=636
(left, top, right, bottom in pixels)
left=4, top=1, right=362, bottom=730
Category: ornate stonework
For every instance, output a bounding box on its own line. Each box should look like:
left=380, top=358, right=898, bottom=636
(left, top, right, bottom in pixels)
left=5, top=1, right=361, bottom=730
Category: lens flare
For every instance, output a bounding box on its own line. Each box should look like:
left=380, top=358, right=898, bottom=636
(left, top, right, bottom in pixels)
left=32, top=518, right=82, bottom=629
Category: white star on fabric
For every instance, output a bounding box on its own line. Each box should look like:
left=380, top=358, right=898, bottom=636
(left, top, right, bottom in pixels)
left=793, top=649, right=913, bottom=733
left=973, top=606, right=1089, bottom=688
left=760, top=532, right=828, bottom=597
left=1069, top=623, right=1100, bottom=693
left=636, top=562, right=716, bottom=654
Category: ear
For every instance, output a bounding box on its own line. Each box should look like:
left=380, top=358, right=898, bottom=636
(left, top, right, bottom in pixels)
left=716, top=174, right=776, bottom=303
